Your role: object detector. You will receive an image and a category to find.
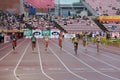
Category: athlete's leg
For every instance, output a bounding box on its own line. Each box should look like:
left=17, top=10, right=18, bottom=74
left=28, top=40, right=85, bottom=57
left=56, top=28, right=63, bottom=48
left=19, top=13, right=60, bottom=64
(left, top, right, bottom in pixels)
left=45, top=41, right=48, bottom=51
left=97, top=42, right=99, bottom=52
left=74, top=43, right=78, bottom=54
left=32, top=43, right=34, bottom=51
left=32, top=43, right=35, bottom=51
left=85, top=42, right=88, bottom=50
left=12, top=41, right=15, bottom=50
left=13, top=44, right=15, bottom=50
left=59, top=40, right=62, bottom=49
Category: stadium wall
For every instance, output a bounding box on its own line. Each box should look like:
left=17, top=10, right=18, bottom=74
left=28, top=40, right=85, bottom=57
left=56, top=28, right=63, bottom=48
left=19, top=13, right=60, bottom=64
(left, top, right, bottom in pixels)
left=0, top=0, right=20, bottom=13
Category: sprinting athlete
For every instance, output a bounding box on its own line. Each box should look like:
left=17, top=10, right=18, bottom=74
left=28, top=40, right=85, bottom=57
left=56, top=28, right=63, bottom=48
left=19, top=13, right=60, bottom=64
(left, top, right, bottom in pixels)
left=83, top=34, right=88, bottom=50
left=58, top=34, right=63, bottom=49
left=96, top=34, right=101, bottom=52
left=11, top=33, right=17, bottom=50
left=31, top=33, right=36, bottom=51
left=72, top=36, right=79, bottom=54
left=43, top=34, right=49, bottom=51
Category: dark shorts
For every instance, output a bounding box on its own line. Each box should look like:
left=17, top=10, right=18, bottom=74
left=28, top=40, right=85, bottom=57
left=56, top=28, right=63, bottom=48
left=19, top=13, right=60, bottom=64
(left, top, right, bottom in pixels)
left=83, top=41, right=87, bottom=43
left=83, top=41, right=87, bottom=46
left=12, top=41, right=17, bottom=46
left=32, top=41, right=36, bottom=44
left=74, top=42, right=78, bottom=47
left=97, top=41, right=100, bottom=43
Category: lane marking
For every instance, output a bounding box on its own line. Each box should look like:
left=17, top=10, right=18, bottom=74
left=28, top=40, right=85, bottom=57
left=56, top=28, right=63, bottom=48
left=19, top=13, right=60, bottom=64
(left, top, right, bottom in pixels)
left=48, top=68, right=62, bottom=71
left=80, top=43, right=120, bottom=70
left=79, top=49, right=120, bottom=71
left=37, top=40, right=54, bottom=80
left=72, top=68, right=86, bottom=71
left=48, top=67, right=86, bottom=72
left=100, top=68, right=115, bottom=71
left=14, top=42, right=30, bottom=80
left=66, top=39, right=120, bottom=68
left=17, top=72, right=44, bottom=76
left=0, top=44, right=10, bottom=50
left=49, top=47, right=87, bottom=80
left=0, top=39, right=23, bottom=51
left=0, top=68, right=9, bottom=71
left=80, top=40, right=120, bottom=62
left=22, top=68, right=36, bottom=70
left=85, top=46, right=120, bottom=63
left=51, top=41, right=120, bottom=80
left=0, top=39, right=26, bottom=61
left=101, top=54, right=120, bottom=62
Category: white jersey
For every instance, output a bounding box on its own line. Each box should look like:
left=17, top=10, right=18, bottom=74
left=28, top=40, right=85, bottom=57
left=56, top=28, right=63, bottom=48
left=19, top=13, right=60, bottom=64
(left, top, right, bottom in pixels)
left=83, top=36, right=87, bottom=42
left=96, top=36, right=101, bottom=41
left=73, top=37, right=79, bottom=43
left=44, top=36, right=49, bottom=41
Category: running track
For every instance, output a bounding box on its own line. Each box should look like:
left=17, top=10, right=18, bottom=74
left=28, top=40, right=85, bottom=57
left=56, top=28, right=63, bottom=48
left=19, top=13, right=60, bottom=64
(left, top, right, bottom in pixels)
left=0, top=38, right=120, bottom=80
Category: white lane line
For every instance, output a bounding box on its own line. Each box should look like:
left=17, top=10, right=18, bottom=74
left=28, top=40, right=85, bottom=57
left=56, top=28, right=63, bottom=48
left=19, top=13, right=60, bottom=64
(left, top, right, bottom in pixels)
left=49, top=47, right=87, bottom=80
left=101, top=53, right=120, bottom=62
left=14, top=42, right=30, bottom=80
left=101, top=46, right=120, bottom=54
left=37, top=41, right=54, bottom=80
left=80, top=50, right=120, bottom=71
left=48, top=68, right=62, bottom=71
left=100, top=68, right=115, bottom=71
left=70, top=40, right=120, bottom=62
left=0, top=39, right=23, bottom=51
left=0, top=44, right=10, bottom=50
left=64, top=40, right=120, bottom=70
left=86, top=45, right=120, bottom=61
left=51, top=41, right=120, bottom=80
left=0, top=39, right=26, bottom=61
left=18, top=72, right=45, bottom=76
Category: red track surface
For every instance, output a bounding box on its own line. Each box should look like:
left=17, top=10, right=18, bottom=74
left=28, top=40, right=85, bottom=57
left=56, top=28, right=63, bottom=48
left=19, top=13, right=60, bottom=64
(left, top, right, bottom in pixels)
left=0, top=38, right=120, bottom=80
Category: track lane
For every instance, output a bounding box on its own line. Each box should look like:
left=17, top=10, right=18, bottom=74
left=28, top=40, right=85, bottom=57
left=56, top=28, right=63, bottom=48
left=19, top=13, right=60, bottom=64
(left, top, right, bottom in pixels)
left=38, top=39, right=85, bottom=80
left=0, top=38, right=120, bottom=80
left=51, top=39, right=120, bottom=80
left=0, top=39, right=23, bottom=50
left=49, top=47, right=87, bottom=80
left=61, top=39, right=120, bottom=80
left=15, top=39, right=51, bottom=80
left=0, top=39, right=24, bottom=59
left=37, top=39, right=54, bottom=80
left=50, top=39, right=117, bottom=80
left=77, top=42, right=120, bottom=79
left=0, top=39, right=28, bottom=80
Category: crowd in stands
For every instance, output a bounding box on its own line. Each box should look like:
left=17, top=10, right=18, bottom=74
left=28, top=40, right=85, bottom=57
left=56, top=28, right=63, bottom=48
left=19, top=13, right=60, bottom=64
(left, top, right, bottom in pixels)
left=0, top=9, right=56, bottom=30
left=1, top=0, right=120, bottom=44
left=0, top=10, right=25, bottom=30
left=0, top=9, right=56, bottom=44
left=55, top=14, right=120, bottom=39
left=83, top=0, right=120, bottom=33
left=56, top=15, right=102, bottom=34
left=116, top=9, right=120, bottom=15
left=85, top=0, right=120, bottom=16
